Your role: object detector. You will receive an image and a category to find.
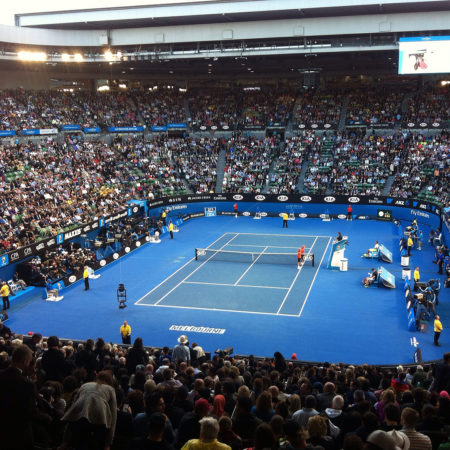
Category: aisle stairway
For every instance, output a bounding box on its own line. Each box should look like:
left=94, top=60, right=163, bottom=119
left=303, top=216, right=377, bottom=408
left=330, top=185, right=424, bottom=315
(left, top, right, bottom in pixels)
left=263, top=141, right=283, bottom=193
left=296, top=162, right=310, bottom=193
left=338, top=94, right=349, bottom=131
left=215, top=147, right=227, bottom=193
left=382, top=175, right=396, bottom=195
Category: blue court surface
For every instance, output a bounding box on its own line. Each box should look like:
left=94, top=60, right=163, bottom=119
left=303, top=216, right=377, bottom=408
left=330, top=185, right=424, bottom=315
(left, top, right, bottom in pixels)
left=8, top=216, right=449, bottom=365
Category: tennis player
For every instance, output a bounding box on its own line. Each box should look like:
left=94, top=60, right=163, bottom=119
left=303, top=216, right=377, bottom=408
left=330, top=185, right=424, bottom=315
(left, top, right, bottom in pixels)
left=297, top=245, right=305, bottom=269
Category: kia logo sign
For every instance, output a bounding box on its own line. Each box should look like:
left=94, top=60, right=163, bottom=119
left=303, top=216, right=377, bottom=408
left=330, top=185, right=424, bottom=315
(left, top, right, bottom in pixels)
left=338, top=214, right=346, bottom=219
left=348, top=197, right=360, bottom=203
left=278, top=213, right=284, bottom=218
left=324, top=123, right=331, bottom=128
left=311, top=124, right=318, bottom=129
left=319, top=213, right=327, bottom=218
left=260, top=212, right=268, bottom=217
left=136, top=241, right=141, bottom=247
left=420, top=122, right=427, bottom=127
left=432, top=122, right=440, bottom=127
left=211, top=126, right=218, bottom=130
left=408, top=123, right=414, bottom=127
left=300, top=196, right=312, bottom=202
left=255, top=195, right=265, bottom=201
left=68, top=275, right=76, bottom=283
left=298, top=213, right=308, bottom=218
left=324, top=196, right=335, bottom=203
left=277, top=195, right=288, bottom=202
left=113, top=253, right=119, bottom=260
left=125, top=247, right=131, bottom=253
left=145, top=236, right=150, bottom=242
left=133, top=206, right=138, bottom=213
left=233, top=195, right=243, bottom=201
left=298, top=124, right=306, bottom=129
left=200, top=126, right=207, bottom=130
left=223, top=125, right=229, bottom=130
left=100, top=259, right=106, bottom=266
left=243, top=212, right=251, bottom=216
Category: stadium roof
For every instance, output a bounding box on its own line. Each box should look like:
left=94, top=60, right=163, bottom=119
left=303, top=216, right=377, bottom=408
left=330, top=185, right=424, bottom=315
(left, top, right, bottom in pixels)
left=15, top=0, right=450, bottom=29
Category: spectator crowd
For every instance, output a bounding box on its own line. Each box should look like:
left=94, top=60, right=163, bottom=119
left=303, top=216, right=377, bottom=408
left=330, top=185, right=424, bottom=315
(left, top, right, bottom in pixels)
left=0, top=327, right=449, bottom=450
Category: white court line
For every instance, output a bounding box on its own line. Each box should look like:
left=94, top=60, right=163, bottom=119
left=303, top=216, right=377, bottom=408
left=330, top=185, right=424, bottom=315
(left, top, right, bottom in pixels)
left=276, top=237, right=318, bottom=315
left=234, top=246, right=268, bottom=286
left=153, top=233, right=239, bottom=306
left=297, top=236, right=332, bottom=317
left=234, top=232, right=332, bottom=238
left=137, top=302, right=297, bottom=317
left=183, top=281, right=288, bottom=290
left=224, top=244, right=310, bottom=250
left=134, top=232, right=236, bottom=305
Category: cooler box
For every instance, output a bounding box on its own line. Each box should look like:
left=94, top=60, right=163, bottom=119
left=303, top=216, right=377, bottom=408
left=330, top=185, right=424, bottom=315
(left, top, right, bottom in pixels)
left=401, top=255, right=410, bottom=267
left=340, top=258, right=348, bottom=271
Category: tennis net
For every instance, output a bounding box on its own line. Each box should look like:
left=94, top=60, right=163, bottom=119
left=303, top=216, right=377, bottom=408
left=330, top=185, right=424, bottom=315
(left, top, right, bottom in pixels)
left=195, top=248, right=314, bottom=266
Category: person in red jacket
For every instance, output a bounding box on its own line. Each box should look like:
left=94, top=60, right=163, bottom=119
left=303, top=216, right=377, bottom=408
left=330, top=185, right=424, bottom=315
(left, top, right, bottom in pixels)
left=347, top=204, right=353, bottom=221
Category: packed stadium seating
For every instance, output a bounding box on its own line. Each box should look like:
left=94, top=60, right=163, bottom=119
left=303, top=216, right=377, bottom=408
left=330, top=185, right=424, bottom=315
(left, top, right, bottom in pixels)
left=0, top=327, right=449, bottom=449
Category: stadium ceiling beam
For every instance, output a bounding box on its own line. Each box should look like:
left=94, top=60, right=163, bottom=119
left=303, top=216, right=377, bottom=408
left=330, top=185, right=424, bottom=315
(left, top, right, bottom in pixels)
left=0, top=44, right=398, bottom=63
left=15, top=0, right=450, bottom=28
left=1, top=11, right=449, bottom=48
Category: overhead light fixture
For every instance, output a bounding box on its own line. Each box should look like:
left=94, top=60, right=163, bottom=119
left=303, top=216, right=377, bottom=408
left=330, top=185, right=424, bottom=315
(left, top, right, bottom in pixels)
left=18, top=51, right=47, bottom=61
left=74, top=53, right=84, bottom=62
left=61, top=53, right=70, bottom=62
left=104, top=50, right=114, bottom=61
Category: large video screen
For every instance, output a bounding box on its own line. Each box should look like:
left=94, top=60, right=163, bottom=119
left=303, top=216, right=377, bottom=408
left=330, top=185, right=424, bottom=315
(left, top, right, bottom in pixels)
left=399, top=36, right=450, bottom=74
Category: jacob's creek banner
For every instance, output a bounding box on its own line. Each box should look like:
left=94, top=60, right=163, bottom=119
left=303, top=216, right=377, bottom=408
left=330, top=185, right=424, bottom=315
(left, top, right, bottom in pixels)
left=0, top=205, right=144, bottom=268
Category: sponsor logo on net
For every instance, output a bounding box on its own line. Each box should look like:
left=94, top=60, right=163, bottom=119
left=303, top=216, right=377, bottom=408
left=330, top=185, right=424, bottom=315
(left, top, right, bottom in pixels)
left=324, top=196, right=335, bottom=203
left=348, top=196, right=360, bottom=203
left=233, top=194, right=243, bottom=201
left=68, top=275, right=77, bottom=283
left=255, top=195, right=265, bottom=201
left=300, top=196, right=312, bottom=202
left=277, top=195, right=288, bottom=202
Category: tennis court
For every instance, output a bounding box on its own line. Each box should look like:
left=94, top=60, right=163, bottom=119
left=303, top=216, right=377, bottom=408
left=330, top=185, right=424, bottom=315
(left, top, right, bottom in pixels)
left=136, top=232, right=331, bottom=316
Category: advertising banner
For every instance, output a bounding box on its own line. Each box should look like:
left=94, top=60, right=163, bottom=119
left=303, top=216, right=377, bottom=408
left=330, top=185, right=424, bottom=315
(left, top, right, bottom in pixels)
left=61, top=125, right=81, bottom=131
left=108, top=126, right=144, bottom=132
left=0, top=130, right=16, bottom=136
left=84, top=127, right=101, bottom=133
